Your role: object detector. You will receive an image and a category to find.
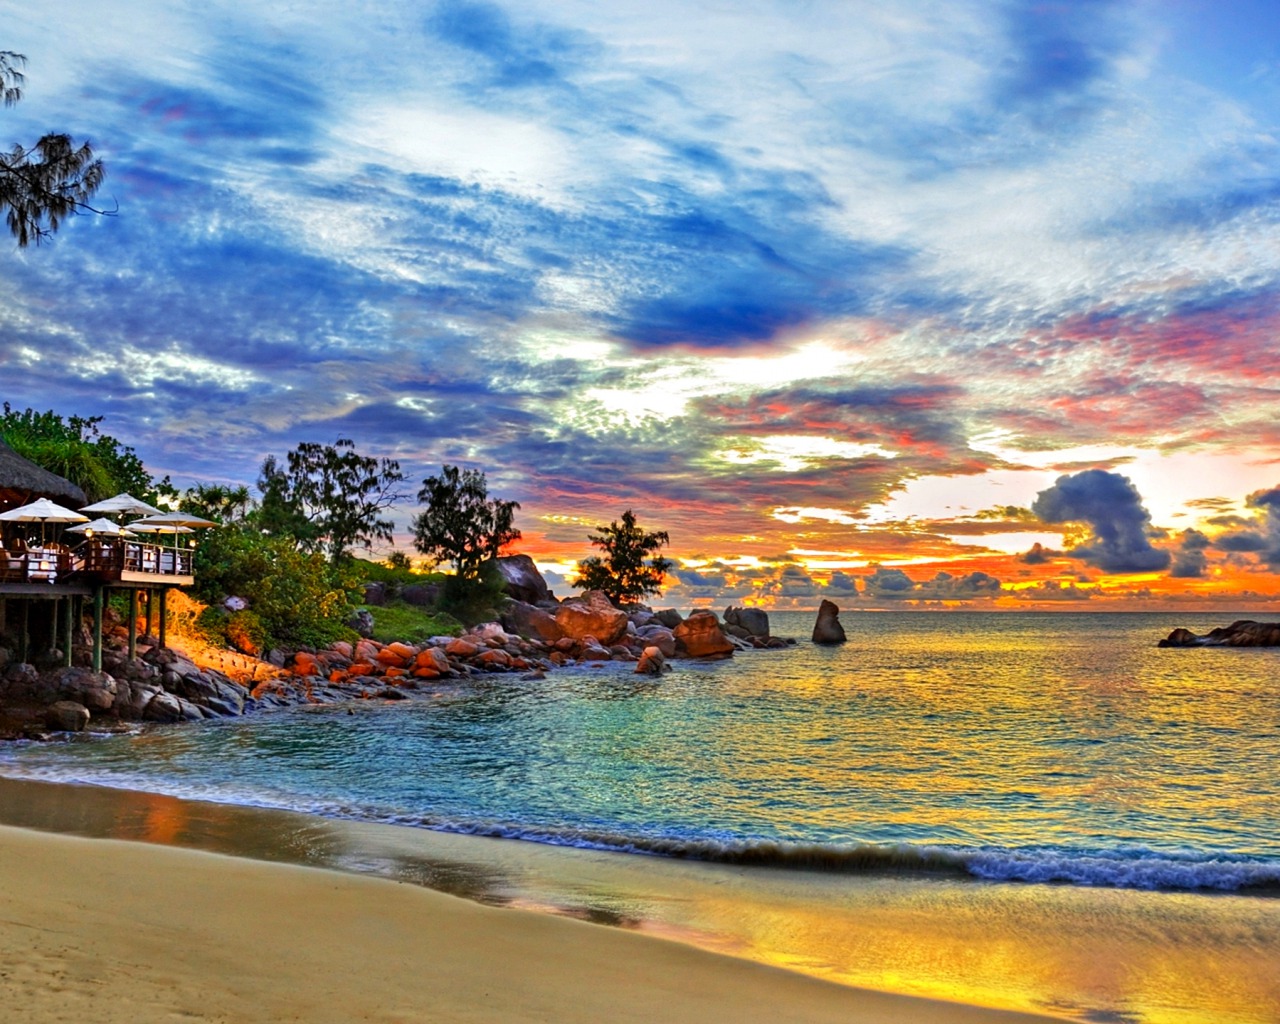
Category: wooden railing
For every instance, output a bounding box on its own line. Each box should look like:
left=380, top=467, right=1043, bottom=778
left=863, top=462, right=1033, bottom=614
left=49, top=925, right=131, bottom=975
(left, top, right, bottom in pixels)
left=76, top=539, right=194, bottom=580
left=0, top=547, right=74, bottom=584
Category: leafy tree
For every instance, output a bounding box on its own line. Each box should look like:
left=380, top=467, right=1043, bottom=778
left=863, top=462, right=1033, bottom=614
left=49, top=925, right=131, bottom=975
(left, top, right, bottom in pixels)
left=1, top=51, right=109, bottom=247
left=573, top=509, right=673, bottom=606
left=255, top=438, right=405, bottom=563
left=179, top=483, right=252, bottom=524
left=411, top=465, right=520, bottom=580
left=0, top=403, right=170, bottom=503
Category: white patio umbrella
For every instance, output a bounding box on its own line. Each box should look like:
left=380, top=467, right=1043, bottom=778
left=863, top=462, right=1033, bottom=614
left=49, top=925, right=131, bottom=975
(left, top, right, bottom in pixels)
left=129, top=510, right=218, bottom=529
left=80, top=492, right=164, bottom=518
left=67, top=517, right=137, bottom=538
left=0, top=497, right=89, bottom=544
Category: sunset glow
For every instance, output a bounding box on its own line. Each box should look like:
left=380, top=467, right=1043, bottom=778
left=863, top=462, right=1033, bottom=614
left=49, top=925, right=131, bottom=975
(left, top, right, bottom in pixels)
left=3, top=1, right=1279, bottom=610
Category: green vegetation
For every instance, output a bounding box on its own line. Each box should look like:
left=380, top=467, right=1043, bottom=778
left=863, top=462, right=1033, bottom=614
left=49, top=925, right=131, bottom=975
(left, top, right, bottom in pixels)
left=0, top=404, right=171, bottom=504
left=191, top=526, right=362, bottom=651
left=412, top=465, right=520, bottom=579
left=573, top=509, right=673, bottom=606
left=360, top=601, right=461, bottom=645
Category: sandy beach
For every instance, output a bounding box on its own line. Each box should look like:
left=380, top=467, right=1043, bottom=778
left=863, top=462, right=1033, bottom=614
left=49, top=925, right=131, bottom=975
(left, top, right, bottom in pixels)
left=0, top=822, right=1069, bottom=1024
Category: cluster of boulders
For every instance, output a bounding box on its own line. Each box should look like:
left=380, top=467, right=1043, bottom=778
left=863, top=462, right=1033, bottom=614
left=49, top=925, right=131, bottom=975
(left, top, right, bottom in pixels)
left=0, top=644, right=254, bottom=740
left=1158, top=620, right=1280, bottom=647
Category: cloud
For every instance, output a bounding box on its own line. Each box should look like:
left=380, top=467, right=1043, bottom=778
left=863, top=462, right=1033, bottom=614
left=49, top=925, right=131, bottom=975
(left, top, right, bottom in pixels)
left=1215, top=486, right=1280, bottom=569
left=1031, top=469, right=1171, bottom=573
left=1170, top=528, right=1211, bottom=578
left=1011, top=580, right=1095, bottom=602
left=1018, top=542, right=1062, bottom=565
left=860, top=567, right=1003, bottom=602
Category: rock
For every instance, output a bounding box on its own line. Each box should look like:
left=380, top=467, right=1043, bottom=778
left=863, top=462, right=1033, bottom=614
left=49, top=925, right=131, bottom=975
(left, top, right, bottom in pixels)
left=1158, top=620, right=1280, bottom=648
left=724, top=606, right=770, bottom=638
left=580, top=644, right=612, bottom=661
left=347, top=609, right=375, bottom=638
left=363, top=582, right=387, bottom=607
left=635, top=625, right=677, bottom=658
left=673, top=611, right=734, bottom=660
left=555, top=591, right=629, bottom=645
left=471, top=622, right=513, bottom=644
left=445, top=638, right=481, bottom=658
left=502, top=601, right=565, bottom=643
left=497, top=554, right=553, bottom=605
left=400, top=583, right=439, bottom=607
left=224, top=596, right=248, bottom=612
left=652, top=609, right=684, bottom=629
left=46, top=700, right=90, bottom=732
left=812, top=600, right=847, bottom=645
left=634, top=646, right=668, bottom=675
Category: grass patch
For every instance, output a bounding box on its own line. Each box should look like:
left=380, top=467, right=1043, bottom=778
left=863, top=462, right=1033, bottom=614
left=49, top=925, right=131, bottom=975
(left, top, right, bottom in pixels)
left=362, top=600, right=463, bottom=644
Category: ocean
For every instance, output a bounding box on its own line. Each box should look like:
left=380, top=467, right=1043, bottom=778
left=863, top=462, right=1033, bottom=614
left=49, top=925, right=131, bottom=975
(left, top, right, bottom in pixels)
left=1, top=610, right=1278, bottom=1022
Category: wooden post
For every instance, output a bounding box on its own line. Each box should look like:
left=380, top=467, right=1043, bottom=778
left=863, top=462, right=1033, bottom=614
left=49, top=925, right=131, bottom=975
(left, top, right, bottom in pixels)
left=158, top=588, right=168, bottom=650
left=128, top=589, right=138, bottom=661
left=144, top=589, right=153, bottom=638
left=18, top=600, right=29, bottom=664
left=62, top=596, right=73, bottom=667
left=92, top=586, right=104, bottom=674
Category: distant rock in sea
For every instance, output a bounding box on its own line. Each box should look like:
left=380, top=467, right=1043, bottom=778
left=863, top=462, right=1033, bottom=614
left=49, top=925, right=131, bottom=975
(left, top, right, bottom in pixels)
left=812, top=600, right=847, bottom=645
left=1158, top=620, right=1280, bottom=647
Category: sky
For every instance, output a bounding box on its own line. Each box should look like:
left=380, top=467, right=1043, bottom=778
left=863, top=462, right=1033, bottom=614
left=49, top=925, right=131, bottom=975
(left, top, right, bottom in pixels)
left=2, top=0, right=1280, bottom=611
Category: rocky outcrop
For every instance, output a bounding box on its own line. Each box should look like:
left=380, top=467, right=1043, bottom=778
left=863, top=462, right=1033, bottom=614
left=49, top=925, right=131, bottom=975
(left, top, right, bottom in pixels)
left=46, top=700, right=90, bottom=732
left=497, top=554, right=554, bottom=606
left=673, top=610, right=734, bottom=660
left=501, top=601, right=565, bottom=643
left=554, top=591, right=628, bottom=645
left=724, top=606, right=770, bottom=639
left=812, top=600, right=847, bottom=645
left=652, top=609, right=683, bottom=629
left=1158, top=620, right=1280, bottom=648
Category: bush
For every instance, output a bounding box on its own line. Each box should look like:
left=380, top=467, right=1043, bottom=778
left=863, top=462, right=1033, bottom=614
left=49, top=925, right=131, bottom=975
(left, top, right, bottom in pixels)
left=191, top=525, right=363, bottom=650
left=438, top=559, right=508, bottom=625
left=225, top=609, right=267, bottom=656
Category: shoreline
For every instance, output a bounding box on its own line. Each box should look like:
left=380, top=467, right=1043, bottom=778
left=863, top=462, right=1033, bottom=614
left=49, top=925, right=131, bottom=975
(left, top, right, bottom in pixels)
left=3, top=777, right=1280, bottom=1023
left=0, top=777, right=1066, bottom=1024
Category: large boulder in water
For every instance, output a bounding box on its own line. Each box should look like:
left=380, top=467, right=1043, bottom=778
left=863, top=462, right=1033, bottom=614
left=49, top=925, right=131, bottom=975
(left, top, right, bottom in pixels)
left=724, top=605, right=769, bottom=638
left=673, top=610, right=734, bottom=660
left=497, top=554, right=553, bottom=606
left=812, top=600, right=847, bottom=645
left=555, top=591, right=628, bottom=645
left=1158, top=620, right=1280, bottom=647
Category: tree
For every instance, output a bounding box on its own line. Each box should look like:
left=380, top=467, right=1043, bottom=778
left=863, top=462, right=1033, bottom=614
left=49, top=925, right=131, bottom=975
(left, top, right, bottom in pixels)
left=0, top=403, right=170, bottom=503
left=411, top=465, right=520, bottom=580
left=1, top=51, right=109, bottom=247
left=573, top=509, right=672, bottom=606
left=179, top=483, right=253, bottom=525
left=255, top=438, right=405, bottom=563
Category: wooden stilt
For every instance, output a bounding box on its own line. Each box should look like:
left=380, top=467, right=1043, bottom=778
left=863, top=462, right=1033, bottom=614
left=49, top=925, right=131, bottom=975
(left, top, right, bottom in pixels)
left=158, top=589, right=168, bottom=650
left=18, top=600, right=29, bottom=664
left=92, top=587, right=104, bottom=674
left=145, top=590, right=153, bottom=638
left=128, top=589, right=138, bottom=662
left=62, top=596, right=73, bottom=667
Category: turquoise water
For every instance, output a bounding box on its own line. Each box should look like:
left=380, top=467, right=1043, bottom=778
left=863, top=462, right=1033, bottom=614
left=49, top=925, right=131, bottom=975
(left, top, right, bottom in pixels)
left=2, top=611, right=1278, bottom=892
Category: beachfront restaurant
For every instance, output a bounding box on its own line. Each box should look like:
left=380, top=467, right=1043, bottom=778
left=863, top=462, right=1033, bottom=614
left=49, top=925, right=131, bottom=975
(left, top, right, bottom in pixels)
left=0, top=439, right=203, bottom=671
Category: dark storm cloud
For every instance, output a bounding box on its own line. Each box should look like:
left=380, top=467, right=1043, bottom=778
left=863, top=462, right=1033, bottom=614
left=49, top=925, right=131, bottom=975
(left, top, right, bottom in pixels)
left=1170, top=528, right=1211, bottom=578
left=1018, top=542, right=1063, bottom=565
left=1031, top=469, right=1171, bottom=573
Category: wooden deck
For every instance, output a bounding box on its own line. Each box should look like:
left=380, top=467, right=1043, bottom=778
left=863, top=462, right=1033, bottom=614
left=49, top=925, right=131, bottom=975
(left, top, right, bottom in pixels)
left=75, top=539, right=195, bottom=588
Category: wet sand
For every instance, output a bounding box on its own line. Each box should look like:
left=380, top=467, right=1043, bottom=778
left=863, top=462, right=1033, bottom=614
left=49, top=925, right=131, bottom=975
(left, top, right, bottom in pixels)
left=1, top=777, right=1278, bottom=1023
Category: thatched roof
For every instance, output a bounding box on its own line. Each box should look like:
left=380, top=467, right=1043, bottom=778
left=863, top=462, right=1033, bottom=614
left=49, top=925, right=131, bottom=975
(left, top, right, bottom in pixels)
left=0, top=437, right=87, bottom=509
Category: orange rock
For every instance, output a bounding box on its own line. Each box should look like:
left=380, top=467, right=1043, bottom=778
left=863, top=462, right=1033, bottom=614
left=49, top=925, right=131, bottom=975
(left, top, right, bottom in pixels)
left=445, top=638, right=480, bottom=658
left=354, top=639, right=382, bottom=663
left=331, top=641, right=354, bottom=660
left=329, top=669, right=347, bottom=684
left=412, top=666, right=440, bottom=679
left=415, top=648, right=450, bottom=674
left=387, top=641, right=416, bottom=661
left=348, top=661, right=377, bottom=677
left=477, top=649, right=512, bottom=668
left=384, top=666, right=406, bottom=679
left=375, top=648, right=407, bottom=668
left=293, top=652, right=320, bottom=677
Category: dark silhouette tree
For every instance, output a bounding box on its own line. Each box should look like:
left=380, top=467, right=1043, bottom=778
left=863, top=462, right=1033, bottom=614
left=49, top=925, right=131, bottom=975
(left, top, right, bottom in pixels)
left=411, top=465, right=520, bottom=580
left=256, top=438, right=405, bottom=563
left=573, top=509, right=672, bottom=606
left=1, top=51, right=109, bottom=246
